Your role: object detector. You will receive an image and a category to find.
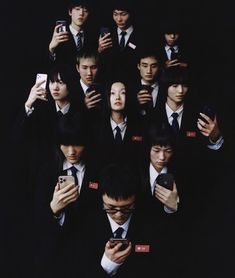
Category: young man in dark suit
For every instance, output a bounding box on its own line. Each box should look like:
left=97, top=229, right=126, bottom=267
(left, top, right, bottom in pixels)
left=97, top=0, right=143, bottom=84
left=65, top=163, right=170, bottom=278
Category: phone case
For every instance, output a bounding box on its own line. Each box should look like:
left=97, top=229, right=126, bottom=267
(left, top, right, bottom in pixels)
left=156, top=173, right=174, bottom=190
left=109, top=238, right=129, bottom=249
left=58, top=175, right=75, bottom=189
left=36, top=73, right=47, bottom=90
left=56, top=20, right=67, bottom=32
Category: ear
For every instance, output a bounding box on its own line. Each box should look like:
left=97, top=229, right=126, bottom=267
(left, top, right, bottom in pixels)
left=68, top=9, right=72, bottom=16
left=76, top=64, right=80, bottom=73
left=137, top=63, right=140, bottom=70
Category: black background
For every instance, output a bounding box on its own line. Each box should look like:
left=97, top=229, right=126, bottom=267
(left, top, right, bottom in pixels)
left=1, top=1, right=234, bottom=277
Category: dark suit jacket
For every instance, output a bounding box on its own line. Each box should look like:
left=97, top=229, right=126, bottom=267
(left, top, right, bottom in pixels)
left=90, top=114, right=147, bottom=174
left=63, top=209, right=172, bottom=278
left=99, top=26, right=143, bottom=84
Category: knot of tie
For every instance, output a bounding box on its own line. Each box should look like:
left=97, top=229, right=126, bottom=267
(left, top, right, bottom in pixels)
left=57, top=110, right=64, bottom=118
left=119, top=31, right=127, bottom=51
left=170, top=47, right=177, bottom=60
left=114, top=227, right=124, bottom=238
left=115, top=126, right=122, bottom=144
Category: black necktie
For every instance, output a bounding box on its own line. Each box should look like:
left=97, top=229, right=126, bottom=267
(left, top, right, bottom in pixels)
left=171, top=112, right=179, bottom=135
left=170, top=47, right=176, bottom=60
left=115, top=126, right=122, bottom=144
left=76, top=32, right=83, bottom=52
left=114, top=227, right=124, bottom=238
left=119, top=31, right=127, bottom=51
left=70, top=166, right=78, bottom=185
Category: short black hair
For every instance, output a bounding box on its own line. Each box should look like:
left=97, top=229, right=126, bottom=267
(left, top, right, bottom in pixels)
left=111, top=0, right=132, bottom=13
left=161, top=65, right=190, bottom=87
left=68, top=0, right=91, bottom=11
left=56, top=114, right=87, bottom=146
left=147, top=124, right=176, bottom=149
left=76, top=48, right=100, bottom=66
left=99, top=163, right=140, bottom=200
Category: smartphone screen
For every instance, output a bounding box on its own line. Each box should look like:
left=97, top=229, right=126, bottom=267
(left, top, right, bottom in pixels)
left=36, top=73, right=48, bottom=90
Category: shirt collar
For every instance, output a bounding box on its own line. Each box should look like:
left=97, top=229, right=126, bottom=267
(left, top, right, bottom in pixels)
left=63, top=160, right=85, bottom=172
left=165, top=102, right=184, bottom=120
left=56, top=102, right=70, bottom=114
left=110, top=116, right=127, bottom=132
left=117, top=25, right=133, bottom=36
left=69, top=25, right=83, bottom=36
left=80, top=79, right=89, bottom=94
left=165, top=45, right=179, bottom=52
left=107, top=214, right=131, bottom=235
left=149, top=163, right=167, bottom=189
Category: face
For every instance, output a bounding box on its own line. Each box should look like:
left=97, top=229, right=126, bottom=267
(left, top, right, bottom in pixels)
left=69, top=6, right=89, bottom=29
left=150, top=145, right=173, bottom=172
left=137, top=56, right=160, bottom=84
left=165, top=33, right=180, bottom=46
left=167, top=84, right=188, bottom=106
left=113, top=10, right=130, bottom=29
left=49, top=74, right=69, bottom=101
left=110, top=82, right=126, bottom=111
left=60, top=145, right=85, bottom=164
left=103, top=194, right=135, bottom=225
left=76, top=57, right=98, bottom=86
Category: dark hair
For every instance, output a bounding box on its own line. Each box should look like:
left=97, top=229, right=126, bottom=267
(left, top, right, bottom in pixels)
left=111, top=0, right=132, bottom=13
left=55, top=113, right=88, bottom=146
left=99, top=163, right=140, bottom=200
left=68, top=0, right=91, bottom=11
left=161, top=65, right=190, bottom=88
left=147, top=124, right=176, bottom=149
left=76, top=48, right=100, bottom=66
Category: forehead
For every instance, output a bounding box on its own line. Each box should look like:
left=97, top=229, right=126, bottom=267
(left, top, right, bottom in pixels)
left=111, top=82, right=125, bottom=91
left=103, top=194, right=135, bottom=206
left=113, top=10, right=129, bottom=15
left=79, top=57, right=97, bottom=65
left=140, top=56, right=158, bottom=64
left=151, top=145, right=173, bottom=150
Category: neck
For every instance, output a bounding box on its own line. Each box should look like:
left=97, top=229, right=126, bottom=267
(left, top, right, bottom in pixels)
left=71, top=22, right=82, bottom=32
left=111, top=111, right=125, bottom=124
left=167, top=99, right=183, bottom=112
left=56, top=100, right=70, bottom=109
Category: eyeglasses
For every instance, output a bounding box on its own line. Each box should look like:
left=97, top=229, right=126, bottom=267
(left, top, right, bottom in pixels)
left=103, top=204, right=135, bottom=214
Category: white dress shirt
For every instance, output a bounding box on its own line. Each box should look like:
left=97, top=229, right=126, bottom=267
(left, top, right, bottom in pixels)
left=80, top=79, right=89, bottom=95
left=110, top=117, right=127, bottom=140
left=165, top=45, right=179, bottom=60
left=55, top=102, right=70, bottom=114
left=165, top=102, right=184, bottom=127
left=69, top=25, right=84, bottom=46
left=117, top=25, right=133, bottom=47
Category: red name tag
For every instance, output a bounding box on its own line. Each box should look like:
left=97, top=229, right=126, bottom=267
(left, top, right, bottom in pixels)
left=131, top=136, right=143, bottom=142
left=89, top=182, right=98, bottom=189
left=135, top=244, right=150, bottom=253
left=186, top=131, right=196, bottom=138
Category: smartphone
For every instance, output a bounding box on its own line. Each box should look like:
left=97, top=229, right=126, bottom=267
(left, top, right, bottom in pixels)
left=109, top=238, right=129, bottom=250
left=58, top=175, right=75, bottom=189
left=200, top=105, right=216, bottom=121
left=36, top=73, right=48, bottom=90
left=100, top=27, right=110, bottom=37
left=87, top=83, right=101, bottom=96
left=156, top=173, right=174, bottom=191
left=56, top=20, right=67, bottom=32
left=141, top=84, right=152, bottom=94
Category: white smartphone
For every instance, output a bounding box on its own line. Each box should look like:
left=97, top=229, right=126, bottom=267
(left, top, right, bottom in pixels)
left=58, top=175, right=75, bottom=190
left=36, top=73, right=48, bottom=90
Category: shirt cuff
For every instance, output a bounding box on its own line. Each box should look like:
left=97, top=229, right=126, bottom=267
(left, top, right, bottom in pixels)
left=25, top=105, right=34, bottom=116
left=101, top=252, right=122, bottom=276
left=208, top=136, right=224, bottom=150
left=53, top=212, right=65, bottom=226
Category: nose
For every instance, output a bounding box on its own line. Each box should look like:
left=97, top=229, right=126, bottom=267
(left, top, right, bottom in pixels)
left=159, top=151, right=165, bottom=160
left=87, top=67, right=92, bottom=75
left=67, top=146, right=75, bottom=155
left=51, top=82, right=59, bottom=90
left=177, top=84, right=183, bottom=93
left=146, top=66, right=152, bottom=74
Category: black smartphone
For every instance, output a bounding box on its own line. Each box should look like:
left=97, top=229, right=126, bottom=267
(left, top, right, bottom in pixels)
left=86, top=83, right=101, bottom=96
left=100, top=27, right=110, bottom=37
left=56, top=20, right=67, bottom=32
left=109, top=238, right=129, bottom=250
left=200, top=105, right=216, bottom=121
left=140, top=84, right=152, bottom=94
left=156, top=173, right=174, bottom=191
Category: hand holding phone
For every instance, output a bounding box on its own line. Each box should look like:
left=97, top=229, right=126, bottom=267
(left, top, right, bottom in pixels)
left=100, top=27, right=110, bottom=37
left=56, top=20, right=67, bottom=32
left=109, top=238, right=129, bottom=250
left=200, top=105, right=216, bottom=121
